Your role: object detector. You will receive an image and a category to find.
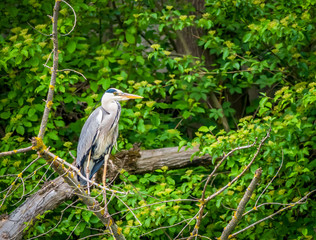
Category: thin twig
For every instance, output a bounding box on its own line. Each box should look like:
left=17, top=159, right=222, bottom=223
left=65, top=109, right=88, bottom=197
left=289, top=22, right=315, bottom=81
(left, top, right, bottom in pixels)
left=206, top=128, right=271, bottom=202
left=0, top=156, right=41, bottom=208
left=187, top=138, right=259, bottom=239
left=174, top=208, right=202, bottom=239
left=255, top=150, right=283, bottom=207
left=59, top=0, right=77, bottom=36
left=43, top=149, right=127, bottom=194
left=140, top=217, right=193, bottom=237
left=27, top=22, right=52, bottom=37
left=58, top=68, right=87, bottom=80
left=66, top=219, right=82, bottom=240
left=43, top=49, right=54, bottom=69
left=243, top=201, right=306, bottom=217
left=115, top=195, right=142, bottom=227
left=188, top=128, right=271, bottom=239
left=230, top=189, right=316, bottom=238
left=0, top=146, right=33, bottom=157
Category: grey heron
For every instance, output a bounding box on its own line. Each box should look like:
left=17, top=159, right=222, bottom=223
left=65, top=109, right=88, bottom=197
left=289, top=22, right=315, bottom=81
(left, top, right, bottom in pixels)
left=76, top=88, right=143, bottom=186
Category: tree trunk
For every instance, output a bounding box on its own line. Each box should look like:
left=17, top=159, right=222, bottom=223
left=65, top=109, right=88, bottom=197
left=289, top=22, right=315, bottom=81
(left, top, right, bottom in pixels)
left=0, top=146, right=210, bottom=239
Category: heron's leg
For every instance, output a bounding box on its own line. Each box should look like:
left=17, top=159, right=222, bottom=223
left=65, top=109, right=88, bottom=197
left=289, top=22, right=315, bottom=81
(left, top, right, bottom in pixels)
left=102, top=155, right=109, bottom=216
left=102, top=155, right=108, bottom=187
left=86, top=150, right=92, bottom=194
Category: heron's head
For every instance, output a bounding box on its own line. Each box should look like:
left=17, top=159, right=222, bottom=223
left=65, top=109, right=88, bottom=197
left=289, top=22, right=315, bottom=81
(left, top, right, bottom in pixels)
left=102, top=88, right=143, bottom=102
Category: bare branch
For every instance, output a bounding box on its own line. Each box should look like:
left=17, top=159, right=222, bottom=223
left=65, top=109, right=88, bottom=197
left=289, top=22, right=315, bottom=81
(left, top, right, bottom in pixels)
left=58, top=68, right=87, bottom=80
left=0, top=146, right=32, bottom=158
left=220, top=168, right=262, bottom=240
left=27, top=22, right=52, bottom=37
left=255, top=150, right=283, bottom=207
left=230, top=189, right=316, bottom=238
left=187, top=138, right=258, bottom=239
left=31, top=137, right=126, bottom=240
left=188, top=128, right=271, bottom=239
left=140, top=217, right=193, bottom=237
left=59, top=0, right=77, bottom=36
left=206, top=128, right=271, bottom=202
left=42, top=147, right=128, bottom=195
left=38, top=0, right=60, bottom=139
left=0, top=176, right=73, bottom=240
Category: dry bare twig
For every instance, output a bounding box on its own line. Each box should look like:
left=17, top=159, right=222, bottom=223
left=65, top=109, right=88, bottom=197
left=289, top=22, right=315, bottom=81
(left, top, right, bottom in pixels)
left=187, top=128, right=271, bottom=239
left=37, top=0, right=60, bottom=139
left=220, top=168, right=262, bottom=240
left=230, top=189, right=316, bottom=238
left=0, top=146, right=33, bottom=157
left=254, top=150, right=284, bottom=208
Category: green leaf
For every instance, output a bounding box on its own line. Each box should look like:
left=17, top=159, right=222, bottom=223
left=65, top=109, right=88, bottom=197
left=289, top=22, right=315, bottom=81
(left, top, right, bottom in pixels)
left=137, top=119, right=145, bottom=133
left=126, top=32, right=135, bottom=44
left=47, top=131, right=59, bottom=140
left=28, top=108, right=36, bottom=117
left=166, top=176, right=175, bottom=185
left=222, top=48, right=229, bottom=60
left=90, top=81, right=98, bottom=93
left=66, top=41, right=76, bottom=53
left=101, top=79, right=111, bottom=90
left=150, top=115, right=160, bottom=126
left=82, top=211, right=92, bottom=223
left=259, top=97, right=269, bottom=108
left=168, top=216, right=177, bottom=225
left=89, top=215, right=100, bottom=224
left=182, top=110, right=191, bottom=119
left=16, top=125, right=25, bottom=135
left=74, top=222, right=86, bottom=235
left=243, top=33, right=252, bottom=43
left=0, top=112, right=11, bottom=119
left=54, top=120, right=65, bottom=127
left=302, top=228, right=308, bottom=236
left=23, top=121, right=32, bottom=127
left=198, top=126, right=209, bottom=132
left=128, top=175, right=137, bottom=182
left=233, top=62, right=240, bottom=69
left=216, top=197, right=222, bottom=208
left=136, top=55, right=144, bottom=65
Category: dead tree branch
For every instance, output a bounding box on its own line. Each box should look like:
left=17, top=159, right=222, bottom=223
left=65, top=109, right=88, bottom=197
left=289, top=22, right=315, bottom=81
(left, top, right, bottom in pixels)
left=0, top=146, right=32, bottom=158
left=230, top=189, right=316, bottom=238
left=188, top=128, right=270, bottom=239
left=220, top=168, right=262, bottom=240
left=0, top=176, right=73, bottom=240
left=37, top=0, right=60, bottom=139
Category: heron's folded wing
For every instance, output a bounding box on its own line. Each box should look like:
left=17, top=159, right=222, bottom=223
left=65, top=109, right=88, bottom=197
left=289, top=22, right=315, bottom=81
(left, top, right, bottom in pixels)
left=76, top=107, right=105, bottom=167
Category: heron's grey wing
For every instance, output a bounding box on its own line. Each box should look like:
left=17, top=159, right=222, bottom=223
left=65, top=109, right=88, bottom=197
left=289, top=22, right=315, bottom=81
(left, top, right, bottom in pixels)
left=76, top=106, right=106, bottom=168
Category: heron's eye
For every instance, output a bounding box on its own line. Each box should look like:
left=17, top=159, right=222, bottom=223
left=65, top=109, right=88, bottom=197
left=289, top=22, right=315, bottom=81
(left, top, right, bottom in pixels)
left=113, top=92, right=118, bottom=96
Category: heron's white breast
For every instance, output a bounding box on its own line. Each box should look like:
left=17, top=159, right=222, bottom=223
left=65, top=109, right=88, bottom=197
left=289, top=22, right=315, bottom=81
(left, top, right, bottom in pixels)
left=92, top=101, right=119, bottom=160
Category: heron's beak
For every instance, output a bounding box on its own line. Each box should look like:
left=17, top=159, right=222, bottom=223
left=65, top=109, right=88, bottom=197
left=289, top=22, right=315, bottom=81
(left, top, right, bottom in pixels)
left=119, top=92, right=143, bottom=100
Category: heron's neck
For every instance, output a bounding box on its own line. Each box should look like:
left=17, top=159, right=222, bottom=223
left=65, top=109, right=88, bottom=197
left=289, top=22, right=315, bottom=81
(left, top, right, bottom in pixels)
left=101, top=99, right=120, bottom=114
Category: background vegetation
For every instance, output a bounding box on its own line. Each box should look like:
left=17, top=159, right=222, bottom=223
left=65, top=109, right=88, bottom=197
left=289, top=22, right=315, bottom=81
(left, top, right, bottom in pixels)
left=0, top=0, right=315, bottom=239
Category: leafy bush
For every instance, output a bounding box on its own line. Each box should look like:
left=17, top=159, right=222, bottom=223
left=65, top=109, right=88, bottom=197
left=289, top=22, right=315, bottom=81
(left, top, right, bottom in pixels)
left=0, top=0, right=315, bottom=239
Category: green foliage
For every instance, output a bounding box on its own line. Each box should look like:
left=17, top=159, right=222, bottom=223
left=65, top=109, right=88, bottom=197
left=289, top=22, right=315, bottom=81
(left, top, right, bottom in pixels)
left=0, top=0, right=315, bottom=239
